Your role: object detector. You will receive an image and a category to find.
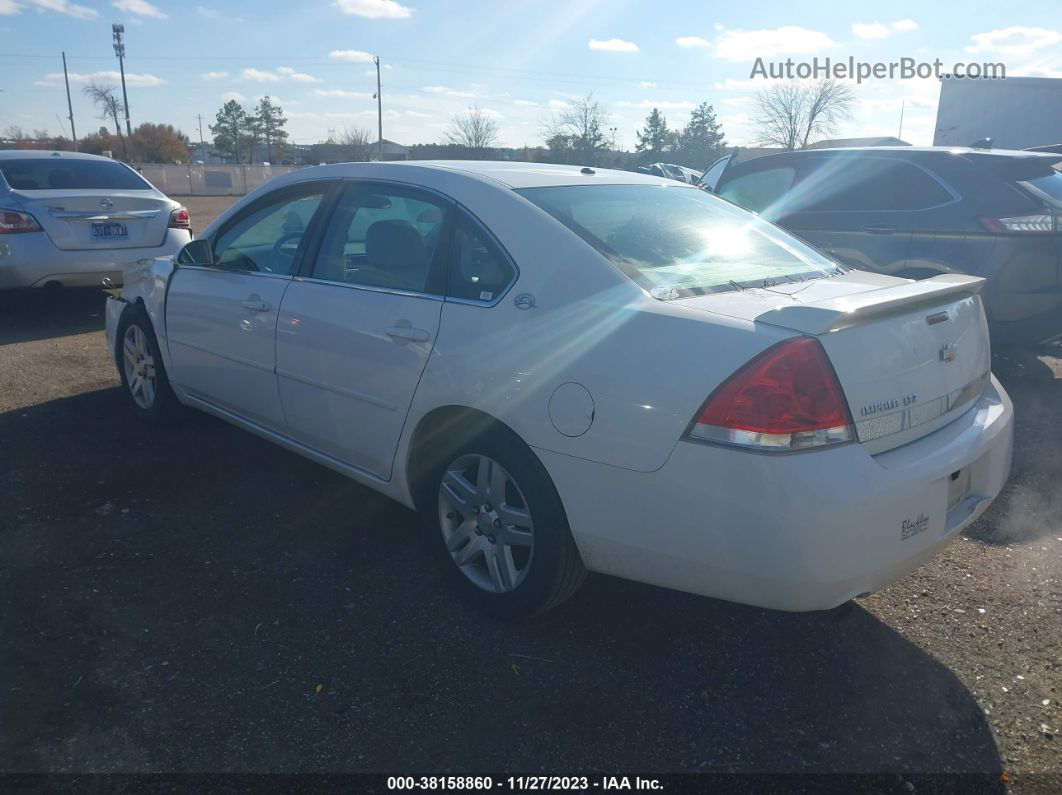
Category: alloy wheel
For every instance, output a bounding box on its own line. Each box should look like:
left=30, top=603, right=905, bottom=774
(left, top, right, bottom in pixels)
left=122, top=324, right=156, bottom=410
left=438, top=453, right=535, bottom=593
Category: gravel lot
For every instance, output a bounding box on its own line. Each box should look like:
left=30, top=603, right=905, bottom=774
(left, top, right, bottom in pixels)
left=0, top=197, right=1059, bottom=789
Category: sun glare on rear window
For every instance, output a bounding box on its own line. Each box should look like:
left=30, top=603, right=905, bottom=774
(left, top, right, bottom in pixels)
left=518, top=184, right=845, bottom=299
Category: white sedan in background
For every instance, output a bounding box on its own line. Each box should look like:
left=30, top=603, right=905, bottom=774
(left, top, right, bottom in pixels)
left=104, top=161, right=1013, bottom=617
left=0, top=150, right=190, bottom=290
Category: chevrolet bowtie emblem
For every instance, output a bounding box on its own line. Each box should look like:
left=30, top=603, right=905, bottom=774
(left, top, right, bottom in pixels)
left=940, top=343, right=959, bottom=362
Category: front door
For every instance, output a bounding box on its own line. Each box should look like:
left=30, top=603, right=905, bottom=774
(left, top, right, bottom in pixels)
left=276, top=181, right=451, bottom=479
left=165, top=181, right=332, bottom=430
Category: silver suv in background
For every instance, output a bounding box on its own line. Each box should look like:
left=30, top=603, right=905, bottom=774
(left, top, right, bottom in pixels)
left=0, top=150, right=191, bottom=290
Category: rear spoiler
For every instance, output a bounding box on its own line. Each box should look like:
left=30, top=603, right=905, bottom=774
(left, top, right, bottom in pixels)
left=756, top=274, right=985, bottom=335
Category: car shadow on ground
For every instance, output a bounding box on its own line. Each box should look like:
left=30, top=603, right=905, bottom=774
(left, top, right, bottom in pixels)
left=0, top=388, right=1004, bottom=785
left=0, top=289, right=108, bottom=346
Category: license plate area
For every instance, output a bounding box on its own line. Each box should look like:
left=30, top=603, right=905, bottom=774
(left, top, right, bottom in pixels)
left=92, top=222, right=128, bottom=241
left=947, top=468, right=972, bottom=511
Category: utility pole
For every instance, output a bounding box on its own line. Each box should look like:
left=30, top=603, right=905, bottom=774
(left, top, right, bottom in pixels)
left=373, top=55, right=383, bottom=162
left=62, top=51, right=78, bottom=151
left=112, top=24, right=132, bottom=137
left=196, top=113, right=205, bottom=160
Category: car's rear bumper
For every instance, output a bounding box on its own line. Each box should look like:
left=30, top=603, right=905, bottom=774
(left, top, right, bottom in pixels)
left=536, top=375, right=1013, bottom=612
left=0, top=230, right=190, bottom=290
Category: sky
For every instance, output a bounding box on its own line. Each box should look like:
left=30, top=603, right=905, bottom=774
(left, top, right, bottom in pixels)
left=1, top=0, right=1061, bottom=156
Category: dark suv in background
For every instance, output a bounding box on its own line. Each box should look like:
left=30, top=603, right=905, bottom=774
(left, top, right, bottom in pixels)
left=701, top=147, right=1062, bottom=344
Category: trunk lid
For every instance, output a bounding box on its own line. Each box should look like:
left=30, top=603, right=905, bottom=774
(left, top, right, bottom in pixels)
left=675, top=271, right=992, bottom=454
left=14, top=189, right=172, bottom=251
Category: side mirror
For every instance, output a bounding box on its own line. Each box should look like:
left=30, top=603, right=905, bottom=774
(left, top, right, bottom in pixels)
left=178, top=238, right=214, bottom=266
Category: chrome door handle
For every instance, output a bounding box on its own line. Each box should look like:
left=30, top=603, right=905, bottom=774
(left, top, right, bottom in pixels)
left=242, top=299, right=272, bottom=312
left=385, top=326, right=430, bottom=343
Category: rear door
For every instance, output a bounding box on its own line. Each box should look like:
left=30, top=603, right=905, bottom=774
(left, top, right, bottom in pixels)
left=1, top=156, right=171, bottom=250
left=275, top=181, right=452, bottom=479
left=772, top=156, right=924, bottom=274
left=165, top=180, right=334, bottom=430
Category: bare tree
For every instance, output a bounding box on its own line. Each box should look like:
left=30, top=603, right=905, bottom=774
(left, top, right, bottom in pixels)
left=338, top=126, right=374, bottom=161
left=754, top=79, right=854, bottom=150
left=83, top=82, right=127, bottom=158
left=444, top=106, right=499, bottom=157
left=543, top=93, right=610, bottom=166
left=83, top=83, right=125, bottom=139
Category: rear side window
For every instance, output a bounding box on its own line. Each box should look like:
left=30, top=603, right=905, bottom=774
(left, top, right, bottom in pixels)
left=448, top=213, right=515, bottom=303
left=718, top=167, right=795, bottom=214
left=0, top=158, right=151, bottom=191
left=519, top=184, right=844, bottom=299
left=795, top=158, right=952, bottom=211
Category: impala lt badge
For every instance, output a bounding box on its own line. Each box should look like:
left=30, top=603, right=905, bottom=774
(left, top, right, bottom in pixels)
left=940, top=342, right=959, bottom=362
left=861, top=394, right=918, bottom=417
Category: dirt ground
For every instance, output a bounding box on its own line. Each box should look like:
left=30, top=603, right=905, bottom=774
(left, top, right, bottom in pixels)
left=176, top=195, right=240, bottom=231
left=0, top=204, right=1059, bottom=788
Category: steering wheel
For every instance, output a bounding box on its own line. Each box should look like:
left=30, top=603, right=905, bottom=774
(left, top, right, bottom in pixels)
left=272, top=232, right=303, bottom=268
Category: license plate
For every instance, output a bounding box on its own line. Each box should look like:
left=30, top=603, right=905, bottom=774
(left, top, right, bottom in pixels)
left=92, top=222, right=128, bottom=240
left=947, top=468, right=972, bottom=511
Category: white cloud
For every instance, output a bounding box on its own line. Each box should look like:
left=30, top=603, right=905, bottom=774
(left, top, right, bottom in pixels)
left=196, top=5, right=218, bottom=17
left=588, top=37, right=639, bottom=53
left=329, top=49, right=374, bottom=63
left=617, top=99, right=695, bottom=110
left=548, top=98, right=569, bottom=110
left=711, top=25, right=839, bottom=61
left=892, top=19, right=918, bottom=32
left=638, top=81, right=657, bottom=88
left=313, top=88, right=364, bottom=97
left=112, top=0, right=166, bottom=19
left=201, top=71, right=228, bottom=80
left=36, top=69, right=164, bottom=86
left=405, top=110, right=432, bottom=118
left=422, top=85, right=475, bottom=97
left=966, top=26, right=1062, bottom=56
left=512, top=99, right=538, bottom=106
left=852, top=22, right=889, bottom=39
left=221, top=91, right=246, bottom=103
left=675, top=36, right=710, bottom=48
left=241, top=67, right=321, bottom=83
left=334, top=0, right=412, bottom=19
left=0, top=0, right=19, bottom=14
left=23, top=0, right=97, bottom=19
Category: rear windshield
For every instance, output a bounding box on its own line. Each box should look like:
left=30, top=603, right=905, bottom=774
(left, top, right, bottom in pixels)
left=0, top=158, right=151, bottom=191
left=518, top=183, right=845, bottom=299
left=1020, top=169, right=1062, bottom=207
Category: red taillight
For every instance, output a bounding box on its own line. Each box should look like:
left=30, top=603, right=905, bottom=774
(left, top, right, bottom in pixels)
left=979, top=214, right=1057, bottom=234
left=0, top=208, right=43, bottom=235
left=686, top=337, right=854, bottom=451
left=168, top=207, right=191, bottom=230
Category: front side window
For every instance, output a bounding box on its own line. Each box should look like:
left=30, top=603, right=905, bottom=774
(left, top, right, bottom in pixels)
left=212, top=187, right=326, bottom=275
left=447, top=214, right=515, bottom=302
left=718, top=167, right=795, bottom=214
left=518, top=184, right=844, bottom=299
left=0, top=158, right=151, bottom=191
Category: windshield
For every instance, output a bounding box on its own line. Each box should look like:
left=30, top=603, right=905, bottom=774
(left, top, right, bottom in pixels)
left=1020, top=167, right=1062, bottom=208
left=0, top=158, right=152, bottom=191
left=518, top=183, right=844, bottom=299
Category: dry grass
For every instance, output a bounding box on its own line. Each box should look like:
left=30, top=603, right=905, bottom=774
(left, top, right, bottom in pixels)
left=176, top=195, right=241, bottom=233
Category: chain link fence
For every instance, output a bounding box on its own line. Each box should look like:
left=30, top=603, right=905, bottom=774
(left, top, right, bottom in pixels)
left=138, top=164, right=308, bottom=196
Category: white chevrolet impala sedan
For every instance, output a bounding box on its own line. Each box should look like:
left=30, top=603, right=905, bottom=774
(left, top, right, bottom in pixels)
left=105, top=161, right=1014, bottom=617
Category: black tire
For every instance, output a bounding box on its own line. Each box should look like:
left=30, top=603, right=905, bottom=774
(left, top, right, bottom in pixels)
left=115, top=303, right=181, bottom=424
left=424, top=426, right=586, bottom=618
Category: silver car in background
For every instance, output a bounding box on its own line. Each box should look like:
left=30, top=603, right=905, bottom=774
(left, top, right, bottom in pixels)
left=0, top=150, right=191, bottom=290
